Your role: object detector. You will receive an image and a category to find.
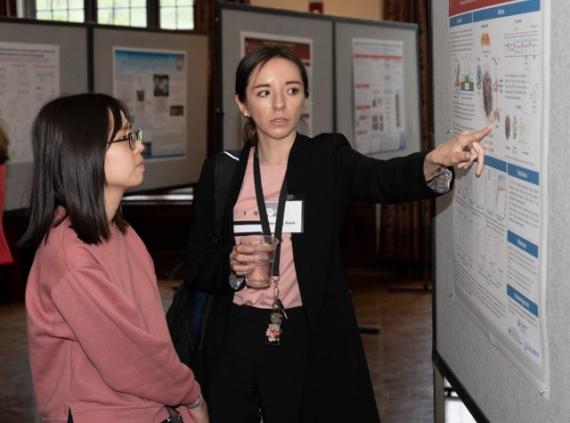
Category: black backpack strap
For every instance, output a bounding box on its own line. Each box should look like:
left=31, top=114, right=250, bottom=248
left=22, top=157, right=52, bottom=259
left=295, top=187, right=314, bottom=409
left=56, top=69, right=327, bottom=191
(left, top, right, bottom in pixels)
left=213, top=150, right=240, bottom=240
left=196, top=150, right=240, bottom=351
left=167, top=150, right=240, bottom=366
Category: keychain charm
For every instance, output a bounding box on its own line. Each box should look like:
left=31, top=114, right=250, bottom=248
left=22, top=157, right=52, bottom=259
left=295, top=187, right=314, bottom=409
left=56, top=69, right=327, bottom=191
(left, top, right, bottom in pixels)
left=265, top=307, right=283, bottom=345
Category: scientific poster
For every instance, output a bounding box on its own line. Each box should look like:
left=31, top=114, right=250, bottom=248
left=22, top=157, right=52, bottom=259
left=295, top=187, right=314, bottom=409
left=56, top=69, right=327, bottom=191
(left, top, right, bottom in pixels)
left=240, top=32, right=313, bottom=136
left=352, top=38, right=406, bottom=155
left=0, top=42, right=59, bottom=164
left=113, top=48, right=187, bottom=159
left=449, top=0, right=549, bottom=390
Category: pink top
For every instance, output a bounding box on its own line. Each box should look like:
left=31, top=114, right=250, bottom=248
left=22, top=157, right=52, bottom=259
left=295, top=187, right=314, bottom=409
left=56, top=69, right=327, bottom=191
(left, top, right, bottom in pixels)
left=0, top=164, right=13, bottom=265
left=233, top=149, right=303, bottom=309
left=26, top=213, right=200, bottom=423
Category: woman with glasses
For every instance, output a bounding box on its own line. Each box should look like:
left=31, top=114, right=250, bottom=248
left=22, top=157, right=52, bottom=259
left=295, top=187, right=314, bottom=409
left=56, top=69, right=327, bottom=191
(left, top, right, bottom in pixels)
left=22, top=93, right=208, bottom=423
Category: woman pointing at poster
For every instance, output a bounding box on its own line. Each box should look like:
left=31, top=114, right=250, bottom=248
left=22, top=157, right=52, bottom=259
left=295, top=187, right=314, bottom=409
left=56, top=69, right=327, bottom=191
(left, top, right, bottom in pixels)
left=168, top=46, right=490, bottom=422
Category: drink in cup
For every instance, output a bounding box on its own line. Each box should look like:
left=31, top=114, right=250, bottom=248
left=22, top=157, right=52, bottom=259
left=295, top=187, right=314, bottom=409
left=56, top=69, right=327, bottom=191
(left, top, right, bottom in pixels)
left=240, top=235, right=279, bottom=289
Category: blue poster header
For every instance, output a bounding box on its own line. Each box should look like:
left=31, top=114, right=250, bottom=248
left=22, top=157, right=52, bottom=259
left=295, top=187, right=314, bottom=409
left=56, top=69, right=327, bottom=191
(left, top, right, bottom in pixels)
left=450, top=12, right=474, bottom=27
left=507, top=163, right=540, bottom=185
left=485, top=155, right=507, bottom=172
left=474, top=0, right=540, bottom=22
left=450, top=0, right=540, bottom=27
left=507, top=284, right=538, bottom=317
left=507, top=230, right=539, bottom=258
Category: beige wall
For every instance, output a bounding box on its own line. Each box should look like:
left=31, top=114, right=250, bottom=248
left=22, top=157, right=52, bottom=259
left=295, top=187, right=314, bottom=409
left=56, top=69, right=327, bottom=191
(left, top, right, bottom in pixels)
left=249, top=0, right=384, bottom=21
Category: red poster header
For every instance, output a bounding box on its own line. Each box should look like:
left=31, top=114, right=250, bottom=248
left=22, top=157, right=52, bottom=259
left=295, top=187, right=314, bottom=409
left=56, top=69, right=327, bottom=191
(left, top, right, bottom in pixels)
left=244, top=37, right=311, bottom=62
left=449, top=0, right=515, bottom=16
left=353, top=54, right=402, bottom=60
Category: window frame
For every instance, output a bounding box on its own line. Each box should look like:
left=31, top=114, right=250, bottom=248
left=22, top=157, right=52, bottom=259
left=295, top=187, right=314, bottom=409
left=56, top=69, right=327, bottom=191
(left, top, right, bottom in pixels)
left=95, top=0, right=149, bottom=28
left=26, top=0, right=203, bottom=31
left=158, top=0, right=195, bottom=31
left=29, top=0, right=87, bottom=22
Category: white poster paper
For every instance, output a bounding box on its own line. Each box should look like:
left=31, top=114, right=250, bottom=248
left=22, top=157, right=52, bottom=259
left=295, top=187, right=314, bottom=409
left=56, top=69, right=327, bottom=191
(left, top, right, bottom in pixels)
left=352, top=38, right=406, bottom=155
left=114, top=48, right=187, bottom=159
left=0, top=42, right=60, bottom=164
left=449, top=0, right=549, bottom=391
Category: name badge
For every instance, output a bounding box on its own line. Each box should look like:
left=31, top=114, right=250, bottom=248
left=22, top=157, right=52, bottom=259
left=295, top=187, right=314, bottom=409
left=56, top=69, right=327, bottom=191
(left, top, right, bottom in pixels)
left=265, top=200, right=304, bottom=233
left=233, top=200, right=304, bottom=235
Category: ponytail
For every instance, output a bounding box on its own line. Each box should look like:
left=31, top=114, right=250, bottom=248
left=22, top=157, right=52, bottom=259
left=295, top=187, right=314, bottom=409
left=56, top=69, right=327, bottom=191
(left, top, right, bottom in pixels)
left=242, top=117, right=258, bottom=146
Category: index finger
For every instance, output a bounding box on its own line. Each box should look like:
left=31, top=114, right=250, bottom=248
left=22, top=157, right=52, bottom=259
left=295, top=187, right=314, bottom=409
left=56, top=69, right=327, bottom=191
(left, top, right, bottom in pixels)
left=471, top=141, right=485, bottom=176
left=462, top=125, right=492, bottom=145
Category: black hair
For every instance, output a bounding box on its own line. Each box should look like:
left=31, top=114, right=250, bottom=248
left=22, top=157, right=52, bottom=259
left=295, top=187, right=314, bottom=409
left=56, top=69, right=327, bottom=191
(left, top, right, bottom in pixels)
left=20, top=93, right=129, bottom=248
left=235, top=46, right=310, bottom=146
left=0, top=123, right=8, bottom=164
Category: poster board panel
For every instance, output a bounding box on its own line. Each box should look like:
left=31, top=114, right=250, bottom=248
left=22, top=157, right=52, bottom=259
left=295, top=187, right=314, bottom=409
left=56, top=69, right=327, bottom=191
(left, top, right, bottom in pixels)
left=335, top=20, right=422, bottom=159
left=0, top=19, right=88, bottom=211
left=219, top=4, right=334, bottom=150
left=433, top=1, right=570, bottom=421
left=93, top=27, right=208, bottom=191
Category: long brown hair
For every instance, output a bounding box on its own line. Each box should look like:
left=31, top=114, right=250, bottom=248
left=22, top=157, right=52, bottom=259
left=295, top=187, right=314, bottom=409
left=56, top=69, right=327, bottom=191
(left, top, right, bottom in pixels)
left=0, top=123, right=8, bottom=164
left=235, top=46, right=310, bottom=146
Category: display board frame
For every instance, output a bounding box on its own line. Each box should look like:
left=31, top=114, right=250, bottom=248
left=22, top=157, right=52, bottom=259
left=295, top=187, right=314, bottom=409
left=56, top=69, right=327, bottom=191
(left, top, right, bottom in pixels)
left=0, top=18, right=89, bottom=211
left=92, top=25, right=209, bottom=192
left=334, top=17, right=422, bottom=158
left=430, top=1, right=570, bottom=422
left=215, top=2, right=335, bottom=151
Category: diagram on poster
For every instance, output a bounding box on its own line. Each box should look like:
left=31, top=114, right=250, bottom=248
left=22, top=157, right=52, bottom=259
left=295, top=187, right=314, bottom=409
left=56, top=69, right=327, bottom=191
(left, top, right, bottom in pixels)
left=240, top=32, right=313, bottom=137
left=449, top=0, right=548, bottom=391
left=0, top=42, right=59, bottom=164
left=114, top=48, right=187, bottom=159
left=352, top=38, right=406, bottom=155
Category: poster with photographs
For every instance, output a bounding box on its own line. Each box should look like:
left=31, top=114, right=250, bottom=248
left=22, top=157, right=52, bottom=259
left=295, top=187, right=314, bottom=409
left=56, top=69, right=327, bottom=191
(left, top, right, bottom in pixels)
left=113, top=48, right=187, bottom=159
left=240, top=32, right=313, bottom=136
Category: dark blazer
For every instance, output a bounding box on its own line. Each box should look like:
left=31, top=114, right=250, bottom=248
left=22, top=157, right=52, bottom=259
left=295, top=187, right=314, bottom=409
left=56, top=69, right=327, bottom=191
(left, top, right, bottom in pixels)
left=180, top=133, right=447, bottom=422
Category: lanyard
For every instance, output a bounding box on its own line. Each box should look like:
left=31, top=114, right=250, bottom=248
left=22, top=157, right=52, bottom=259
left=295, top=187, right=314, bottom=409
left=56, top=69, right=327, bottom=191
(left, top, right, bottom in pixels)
left=253, top=149, right=288, bottom=277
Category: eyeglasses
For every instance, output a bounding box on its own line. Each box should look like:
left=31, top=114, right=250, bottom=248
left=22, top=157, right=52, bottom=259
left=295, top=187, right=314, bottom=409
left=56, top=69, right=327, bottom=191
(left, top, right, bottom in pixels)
left=107, top=129, right=143, bottom=150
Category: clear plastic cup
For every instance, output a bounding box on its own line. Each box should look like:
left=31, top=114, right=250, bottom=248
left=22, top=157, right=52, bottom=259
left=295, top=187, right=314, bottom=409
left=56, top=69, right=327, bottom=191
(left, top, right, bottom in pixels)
left=240, top=235, right=279, bottom=289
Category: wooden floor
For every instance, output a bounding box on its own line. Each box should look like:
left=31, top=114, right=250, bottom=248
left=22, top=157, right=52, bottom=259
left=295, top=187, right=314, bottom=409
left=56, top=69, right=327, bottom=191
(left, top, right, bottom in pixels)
left=0, top=271, right=476, bottom=423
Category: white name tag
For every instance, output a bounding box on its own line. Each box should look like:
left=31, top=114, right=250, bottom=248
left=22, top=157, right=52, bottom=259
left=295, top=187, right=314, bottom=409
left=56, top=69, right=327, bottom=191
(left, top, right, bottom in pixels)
left=266, top=200, right=304, bottom=233
left=233, top=200, right=304, bottom=234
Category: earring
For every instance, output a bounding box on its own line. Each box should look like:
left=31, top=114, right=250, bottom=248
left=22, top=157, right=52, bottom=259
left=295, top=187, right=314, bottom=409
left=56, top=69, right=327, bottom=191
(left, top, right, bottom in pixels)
left=244, top=113, right=249, bottom=118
